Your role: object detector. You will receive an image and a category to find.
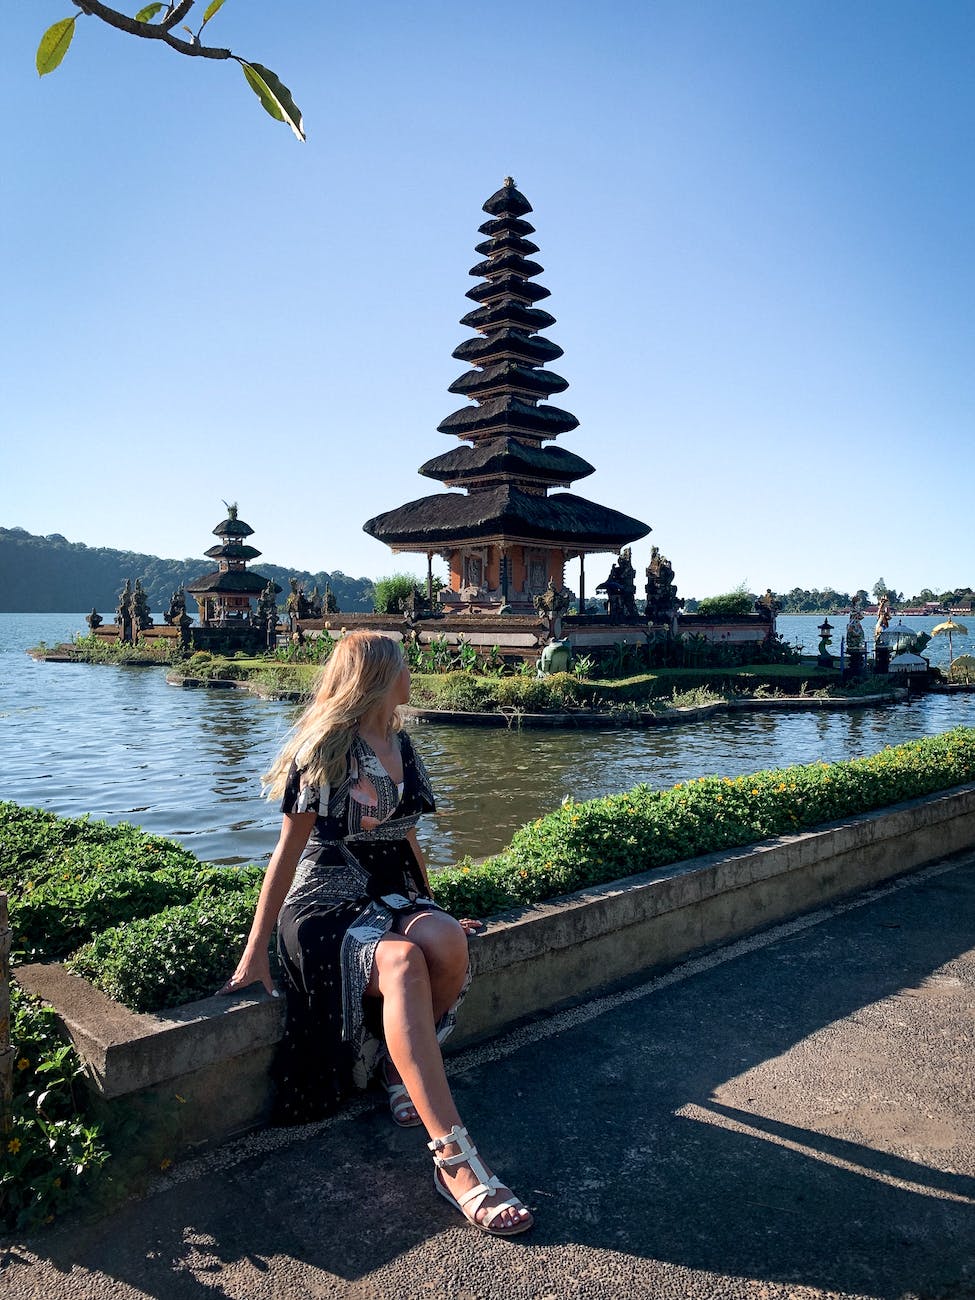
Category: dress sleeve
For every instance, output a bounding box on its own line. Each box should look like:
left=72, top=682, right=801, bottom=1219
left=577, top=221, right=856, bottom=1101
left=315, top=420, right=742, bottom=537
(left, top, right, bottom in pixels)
left=280, top=759, right=329, bottom=816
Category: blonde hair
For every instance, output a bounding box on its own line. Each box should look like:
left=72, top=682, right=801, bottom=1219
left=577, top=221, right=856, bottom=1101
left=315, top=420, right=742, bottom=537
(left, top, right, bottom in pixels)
left=263, top=631, right=406, bottom=799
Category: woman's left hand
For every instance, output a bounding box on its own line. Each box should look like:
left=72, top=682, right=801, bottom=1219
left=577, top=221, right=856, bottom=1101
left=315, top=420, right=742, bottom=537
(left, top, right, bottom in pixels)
left=459, top=917, right=484, bottom=936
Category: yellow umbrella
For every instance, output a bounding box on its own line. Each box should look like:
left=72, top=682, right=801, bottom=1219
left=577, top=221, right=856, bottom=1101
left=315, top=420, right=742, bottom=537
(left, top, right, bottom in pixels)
left=949, top=653, right=975, bottom=683
left=932, top=619, right=969, bottom=663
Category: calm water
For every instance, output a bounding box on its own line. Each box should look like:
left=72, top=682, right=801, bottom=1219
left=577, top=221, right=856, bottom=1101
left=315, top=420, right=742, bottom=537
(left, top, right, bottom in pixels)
left=1, top=613, right=972, bottom=871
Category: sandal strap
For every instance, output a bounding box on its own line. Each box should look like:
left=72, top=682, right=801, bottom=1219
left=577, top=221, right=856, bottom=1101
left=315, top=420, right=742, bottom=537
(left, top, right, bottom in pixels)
left=480, top=1196, right=525, bottom=1229
left=428, top=1129, right=493, bottom=1186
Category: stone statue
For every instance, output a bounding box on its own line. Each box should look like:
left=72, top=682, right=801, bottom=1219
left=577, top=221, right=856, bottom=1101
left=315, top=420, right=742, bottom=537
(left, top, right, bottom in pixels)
left=286, top=578, right=302, bottom=625
left=164, top=586, right=187, bottom=626
left=533, top=581, right=572, bottom=637
left=755, top=588, right=781, bottom=619
left=115, top=579, right=133, bottom=643
left=598, top=548, right=638, bottom=619
left=131, top=580, right=153, bottom=632
left=86, top=608, right=103, bottom=631
left=322, top=583, right=339, bottom=614
left=875, top=594, right=891, bottom=641
left=597, top=561, right=623, bottom=618
left=644, top=547, right=683, bottom=629
left=256, top=581, right=279, bottom=650
left=306, top=585, right=324, bottom=619
left=846, top=595, right=865, bottom=652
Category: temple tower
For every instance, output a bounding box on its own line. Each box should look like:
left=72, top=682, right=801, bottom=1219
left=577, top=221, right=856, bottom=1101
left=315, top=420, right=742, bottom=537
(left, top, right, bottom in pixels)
left=186, top=503, right=279, bottom=626
left=364, top=178, right=649, bottom=611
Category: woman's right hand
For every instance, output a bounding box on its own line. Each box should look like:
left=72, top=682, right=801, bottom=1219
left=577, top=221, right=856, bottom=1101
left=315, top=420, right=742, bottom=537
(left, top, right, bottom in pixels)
left=218, top=949, right=277, bottom=998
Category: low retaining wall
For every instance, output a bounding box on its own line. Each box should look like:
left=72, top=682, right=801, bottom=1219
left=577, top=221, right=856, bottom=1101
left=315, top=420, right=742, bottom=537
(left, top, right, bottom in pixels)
left=16, top=783, right=975, bottom=1158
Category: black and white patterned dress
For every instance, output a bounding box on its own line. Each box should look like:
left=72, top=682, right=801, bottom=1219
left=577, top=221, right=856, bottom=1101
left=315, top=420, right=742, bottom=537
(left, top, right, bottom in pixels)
left=272, top=730, right=467, bottom=1124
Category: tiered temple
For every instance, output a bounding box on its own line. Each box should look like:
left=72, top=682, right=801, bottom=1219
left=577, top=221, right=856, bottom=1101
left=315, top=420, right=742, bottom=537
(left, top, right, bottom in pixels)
left=364, top=178, right=649, bottom=612
left=186, top=504, right=278, bottom=626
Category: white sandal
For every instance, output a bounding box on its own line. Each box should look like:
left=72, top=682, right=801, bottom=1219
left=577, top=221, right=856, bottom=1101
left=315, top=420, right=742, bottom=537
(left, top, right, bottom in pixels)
left=382, top=1063, right=422, bottom=1128
left=428, top=1124, right=533, bottom=1236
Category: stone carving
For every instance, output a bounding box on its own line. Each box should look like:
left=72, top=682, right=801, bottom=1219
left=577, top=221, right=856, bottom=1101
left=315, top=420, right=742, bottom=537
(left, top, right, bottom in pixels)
left=286, top=577, right=320, bottom=623
left=115, top=579, right=133, bottom=643
left=875, top=594, right=891, bottom=641
left=85, top=608, right=103, bottom=631
left=755, top=588, right=781, bottom=619
left=322, top=583, right=339, bottom=615
left=846, top=595, right=865, bottom=652
left=644, top=547, right=683, bottom=628
left=533, top=580, right=572, bottom=622
left=164, top=586, right=187, bottom=626
left=597, top=547, right=638, bottom=619
left=131, top=580, right=153, bottom=632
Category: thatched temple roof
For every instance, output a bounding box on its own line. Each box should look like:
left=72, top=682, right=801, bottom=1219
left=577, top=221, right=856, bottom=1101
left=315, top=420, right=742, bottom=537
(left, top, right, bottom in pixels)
left=363, top=178, right=649, bottom=556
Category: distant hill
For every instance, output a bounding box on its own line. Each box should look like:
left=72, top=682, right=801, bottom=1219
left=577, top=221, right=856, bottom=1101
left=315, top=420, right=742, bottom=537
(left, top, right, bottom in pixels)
left=0, top=527, right=376, bottom=614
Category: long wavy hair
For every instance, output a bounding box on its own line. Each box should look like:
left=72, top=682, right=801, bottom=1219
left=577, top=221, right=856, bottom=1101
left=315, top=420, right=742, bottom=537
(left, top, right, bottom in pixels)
left=263, top=631, right=406, bottom=799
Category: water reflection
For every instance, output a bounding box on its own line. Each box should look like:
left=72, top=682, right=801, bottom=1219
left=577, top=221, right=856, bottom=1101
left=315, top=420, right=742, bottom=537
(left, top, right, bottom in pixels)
left=2, top=614, right=973, bottom=872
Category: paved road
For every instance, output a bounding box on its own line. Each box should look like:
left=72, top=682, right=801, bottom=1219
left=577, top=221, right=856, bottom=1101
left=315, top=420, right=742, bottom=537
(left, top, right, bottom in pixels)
left=3, top=854, right=974, bottom=1300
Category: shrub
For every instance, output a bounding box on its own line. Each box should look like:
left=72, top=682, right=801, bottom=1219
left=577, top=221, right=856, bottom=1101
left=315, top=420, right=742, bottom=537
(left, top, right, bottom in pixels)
left=3, top=985, right=108, bottom=1232
left=372, top=573, right=421, bottom=614
left=68, top=888, right=264, bottom=1013
left=695, top=585, right=755, bottom=617
left=11, top=864, right=266, bottom=963
left=431, top=727, right=975, bottom=918
left=0, top=803, right=200, bottom=896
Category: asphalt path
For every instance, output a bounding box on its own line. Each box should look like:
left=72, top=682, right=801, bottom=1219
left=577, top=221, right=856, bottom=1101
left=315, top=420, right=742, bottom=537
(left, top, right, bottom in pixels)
left=3, top=853, right=974, bottom=1300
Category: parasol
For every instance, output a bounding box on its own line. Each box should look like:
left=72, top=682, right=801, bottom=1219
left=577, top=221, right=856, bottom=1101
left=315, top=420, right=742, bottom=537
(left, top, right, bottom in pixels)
left=931, top=618, right=969, bottom=664
left=949, top=653, right=975, bottom=684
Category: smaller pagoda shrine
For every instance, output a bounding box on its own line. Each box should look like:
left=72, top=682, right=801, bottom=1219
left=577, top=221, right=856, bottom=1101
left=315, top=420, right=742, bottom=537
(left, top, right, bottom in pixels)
left=186, top=504, right=280, bottom=628
left=364, top=179, right=649, bottom=613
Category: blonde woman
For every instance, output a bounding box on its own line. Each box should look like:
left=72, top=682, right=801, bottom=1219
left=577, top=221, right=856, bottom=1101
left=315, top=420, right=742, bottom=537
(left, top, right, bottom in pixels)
left=221, top=631, right=532, bottom=1236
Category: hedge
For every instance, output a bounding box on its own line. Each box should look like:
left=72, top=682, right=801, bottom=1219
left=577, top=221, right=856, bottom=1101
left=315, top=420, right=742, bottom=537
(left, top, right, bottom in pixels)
left=430, top=726, right=975, bottom=916
left=9, top=728, right=975, bottom=1017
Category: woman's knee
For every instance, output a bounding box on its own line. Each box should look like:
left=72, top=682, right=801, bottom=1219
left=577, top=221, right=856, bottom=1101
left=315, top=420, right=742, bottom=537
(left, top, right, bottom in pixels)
left=402, top=912, right=469, bottom=973
left=372, top=934, right=430, bottom=995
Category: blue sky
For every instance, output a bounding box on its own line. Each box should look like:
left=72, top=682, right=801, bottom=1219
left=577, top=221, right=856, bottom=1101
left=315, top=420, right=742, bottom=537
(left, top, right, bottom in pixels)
left=4, top=1, right=973, bottom=600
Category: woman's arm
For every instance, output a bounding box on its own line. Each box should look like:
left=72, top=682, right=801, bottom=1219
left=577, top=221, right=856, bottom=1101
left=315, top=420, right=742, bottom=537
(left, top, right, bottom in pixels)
left=220, top=810, right=316, bottom=996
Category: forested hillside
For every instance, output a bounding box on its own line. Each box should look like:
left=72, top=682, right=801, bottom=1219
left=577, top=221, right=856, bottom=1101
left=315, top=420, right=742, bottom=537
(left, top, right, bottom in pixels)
left=0, top=527, right=375, bottom=613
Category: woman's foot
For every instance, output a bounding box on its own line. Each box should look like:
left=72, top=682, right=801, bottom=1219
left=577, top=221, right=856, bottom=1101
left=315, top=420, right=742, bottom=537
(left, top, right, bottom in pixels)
left=430, top=1125, right=533, bottom=1236
left=382, top=1060, right=422, bottom=1128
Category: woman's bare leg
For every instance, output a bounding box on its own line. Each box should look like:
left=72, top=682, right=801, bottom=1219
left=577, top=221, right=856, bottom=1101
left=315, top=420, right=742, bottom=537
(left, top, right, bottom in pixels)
left=365, top=933, right=532, bottom=1232
left=399, top=910, right=469, bottom=1021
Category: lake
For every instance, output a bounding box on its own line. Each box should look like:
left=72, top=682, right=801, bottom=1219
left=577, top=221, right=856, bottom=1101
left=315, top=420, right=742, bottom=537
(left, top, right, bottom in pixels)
left=2, top=613, right=972, bottom=871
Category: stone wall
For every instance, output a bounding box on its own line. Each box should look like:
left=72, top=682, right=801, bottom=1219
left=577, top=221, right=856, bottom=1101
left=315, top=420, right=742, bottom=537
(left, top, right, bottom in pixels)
left=15, top=783, right=975, bottom=1158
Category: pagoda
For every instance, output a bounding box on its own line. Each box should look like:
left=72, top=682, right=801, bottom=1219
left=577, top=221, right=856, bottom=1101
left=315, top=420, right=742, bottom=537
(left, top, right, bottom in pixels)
left=363, top=178, right=650, bottom=612
left=186, top=504, right=279, bottom=626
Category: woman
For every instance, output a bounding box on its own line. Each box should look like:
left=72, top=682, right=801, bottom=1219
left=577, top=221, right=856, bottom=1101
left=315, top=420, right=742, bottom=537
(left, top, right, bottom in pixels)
left=221, top=631, right=532, bottom=1236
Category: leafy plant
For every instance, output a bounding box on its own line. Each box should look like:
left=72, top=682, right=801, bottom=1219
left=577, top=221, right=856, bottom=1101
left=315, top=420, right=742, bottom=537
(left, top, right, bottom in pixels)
left=3, top=985, right=108, bottom=1232
left=695, top=585, right=755, bottom=618
left=372, top=573, right=422, bottom=614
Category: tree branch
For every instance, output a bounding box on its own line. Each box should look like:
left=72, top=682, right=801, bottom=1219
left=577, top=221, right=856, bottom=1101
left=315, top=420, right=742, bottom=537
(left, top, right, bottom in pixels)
left=72, top=0, right=232, bottom=59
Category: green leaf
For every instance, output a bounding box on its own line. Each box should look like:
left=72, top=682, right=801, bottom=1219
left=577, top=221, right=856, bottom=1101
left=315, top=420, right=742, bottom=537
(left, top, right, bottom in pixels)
left=134, top=2, right=164, bottom=20
left=203, top=0, right=228, bottom=22
left=36, top=17, right=76, bottom=76
left=239, top=60, right=305, bottom=141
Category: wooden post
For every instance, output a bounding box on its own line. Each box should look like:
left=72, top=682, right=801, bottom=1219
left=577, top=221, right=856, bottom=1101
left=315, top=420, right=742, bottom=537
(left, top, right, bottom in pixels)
left=0, top=892, right=13, bottom=1136
left=578, top=554, right=586, bottom=613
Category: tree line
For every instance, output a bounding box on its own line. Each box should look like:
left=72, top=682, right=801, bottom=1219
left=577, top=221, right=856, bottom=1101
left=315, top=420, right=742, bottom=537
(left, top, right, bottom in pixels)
left=0, top=527, right=375, bottom=614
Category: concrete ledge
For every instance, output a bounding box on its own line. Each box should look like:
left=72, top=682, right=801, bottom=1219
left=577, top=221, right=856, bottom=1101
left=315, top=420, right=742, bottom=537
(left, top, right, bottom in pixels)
left=16, top=783, right=975, bottom=1151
